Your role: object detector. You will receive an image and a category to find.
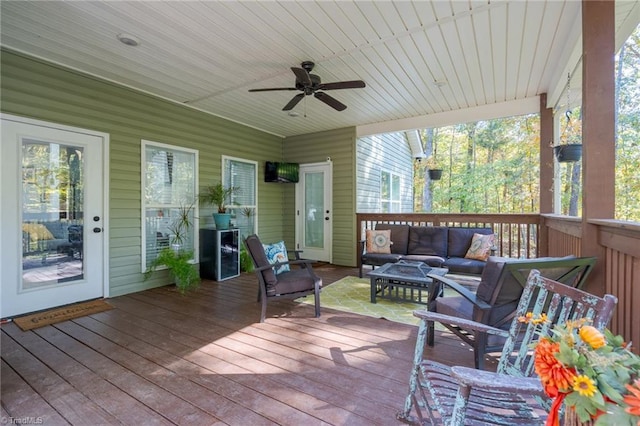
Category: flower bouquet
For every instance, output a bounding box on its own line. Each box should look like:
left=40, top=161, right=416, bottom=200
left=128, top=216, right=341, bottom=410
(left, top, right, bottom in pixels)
left=519, top=313, right=640, bottom=425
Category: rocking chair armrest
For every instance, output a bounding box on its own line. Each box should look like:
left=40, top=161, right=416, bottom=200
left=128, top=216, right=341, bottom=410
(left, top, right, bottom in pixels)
left=412, top=310, right=509, bottom=337
left=427, top=274, right=491, bottom=310
left=450, top=366, right=546, bottom=396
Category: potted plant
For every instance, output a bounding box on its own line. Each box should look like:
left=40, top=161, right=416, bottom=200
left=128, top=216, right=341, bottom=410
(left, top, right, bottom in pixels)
left=553, top=144, right=582, bottom=162
left=199, top=182, right=240, bottom=230
left=145, top=202, right=200, bottom=294
left=425, top=157, right=443, bottom=180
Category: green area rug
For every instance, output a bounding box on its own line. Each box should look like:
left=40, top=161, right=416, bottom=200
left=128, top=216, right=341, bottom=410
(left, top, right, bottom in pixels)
left=298, top=276, right=427, bottom=326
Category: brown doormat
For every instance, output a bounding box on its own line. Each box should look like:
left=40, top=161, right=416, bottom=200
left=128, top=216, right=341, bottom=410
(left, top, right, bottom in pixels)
left=13, top=299, right=113, bottom=331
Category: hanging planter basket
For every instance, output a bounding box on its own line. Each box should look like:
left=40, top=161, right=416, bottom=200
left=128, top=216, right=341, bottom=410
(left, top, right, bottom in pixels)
left=554, top=144, right=582, bottom=163
left=428, top=169, right=443, bottom=180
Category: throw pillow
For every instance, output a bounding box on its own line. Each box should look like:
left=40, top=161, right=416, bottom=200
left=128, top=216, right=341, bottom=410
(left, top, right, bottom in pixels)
left=366, top=229, right=392, bottom=254
left=465, top=233, right=495, bottom=261
left=263, top=240, right=290, bottom=275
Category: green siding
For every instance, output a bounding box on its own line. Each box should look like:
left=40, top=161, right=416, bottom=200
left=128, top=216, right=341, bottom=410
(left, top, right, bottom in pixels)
left=1, top=50, right=285, bottom=297
left=283, top=127, right=357, bottom=267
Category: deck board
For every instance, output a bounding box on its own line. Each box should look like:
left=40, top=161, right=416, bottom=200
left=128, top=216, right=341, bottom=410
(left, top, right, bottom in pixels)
left=2, top=266, right=482, bottom=425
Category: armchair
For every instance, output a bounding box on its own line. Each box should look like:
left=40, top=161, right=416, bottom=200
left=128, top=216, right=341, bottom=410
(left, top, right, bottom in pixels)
left=397, top=270, right=617, bottom=425
left=244, top=234, right=322, bottom=322
left=426, top=256, right=596, bottom=369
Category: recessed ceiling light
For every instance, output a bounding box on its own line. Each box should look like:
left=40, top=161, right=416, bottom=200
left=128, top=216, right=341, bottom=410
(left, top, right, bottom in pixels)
left=288, top=111, right=299, bottom=117
left=117, top=33, right=140, bottom=47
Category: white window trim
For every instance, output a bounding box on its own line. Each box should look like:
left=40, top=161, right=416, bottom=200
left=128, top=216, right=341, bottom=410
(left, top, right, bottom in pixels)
left=141, top=140, right=199, bottom=272
left=222, top=155, right=258, bottom=235
left=380, top=169, right=401, bottom=213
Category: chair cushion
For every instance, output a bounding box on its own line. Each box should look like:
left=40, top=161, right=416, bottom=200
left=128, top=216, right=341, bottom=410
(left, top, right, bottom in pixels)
left=273, top=268, right=320, bottom=295
left=263, top=240, right=290, bottom=274
left=464, top=233, right=495, bottom=261
left=245, top=235, right=278, bottom=286
left=442, top=257, right=487, bottom=275
left=407, top=226, right=448, bottom=257
left=448, top=227, right=493, bottom=258
left=365, top=229, right=392, bottom=254
left=436, top=295, right=473, bottom=320
left=475, top=256, right=509, bottom=304
left=375, top=224, right=410, bottom=254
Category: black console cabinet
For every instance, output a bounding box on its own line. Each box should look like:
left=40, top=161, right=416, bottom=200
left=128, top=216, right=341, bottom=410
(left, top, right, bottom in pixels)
left=200, top=228, right=240, bottom=281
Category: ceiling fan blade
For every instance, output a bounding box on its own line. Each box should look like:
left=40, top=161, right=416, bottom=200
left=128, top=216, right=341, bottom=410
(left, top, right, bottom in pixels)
left=318, top=80, right=366, bottom=90
left=314, top=92, right=347, bottom=111
left=248, top=87, right=297, bottom=92
left=291, top=67, right=312, bottom=86
left=282, top=93, right=305, bottom=111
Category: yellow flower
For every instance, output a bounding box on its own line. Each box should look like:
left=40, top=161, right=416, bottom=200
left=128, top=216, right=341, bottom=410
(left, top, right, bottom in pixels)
left=532, top=313, right=548, bottom=325
left=579, top=325, right=606, bottom=349
left=572, top=375, right=597, bottom=397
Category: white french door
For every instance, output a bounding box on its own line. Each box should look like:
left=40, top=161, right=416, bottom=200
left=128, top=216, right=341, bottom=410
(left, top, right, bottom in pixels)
left=295, top=161, right=332, bottom=262
left=1, top=115, right=107, bottom=318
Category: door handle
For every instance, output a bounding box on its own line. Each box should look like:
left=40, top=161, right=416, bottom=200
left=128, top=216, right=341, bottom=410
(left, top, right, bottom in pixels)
left=93, top=227, right=102, bottom=233
left=325, top=217, right=329, bottom=221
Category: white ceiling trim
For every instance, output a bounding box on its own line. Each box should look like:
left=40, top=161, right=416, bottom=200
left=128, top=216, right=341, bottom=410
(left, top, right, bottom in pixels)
left=357, top=96, right=540, bottom=137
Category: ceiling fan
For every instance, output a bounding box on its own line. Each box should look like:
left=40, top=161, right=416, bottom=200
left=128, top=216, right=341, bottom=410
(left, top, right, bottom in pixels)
left=248, top=61, right=366, bottom=112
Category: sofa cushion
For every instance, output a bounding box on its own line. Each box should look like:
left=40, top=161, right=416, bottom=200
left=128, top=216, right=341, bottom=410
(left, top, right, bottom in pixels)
left=375, top=224, right=410, bottom=254
left=407, top=226, right=448, bottom=257
left=464, top=233, right=495, bottom=261
left=402, top=254, right=446, bottom=267
left=362, top=252, right=403, bottom=267
left=442, top=257, right=487, bottom=275
left=365, top=229, right=391, bottom=254
left=447, top=227, right=493, bottom=258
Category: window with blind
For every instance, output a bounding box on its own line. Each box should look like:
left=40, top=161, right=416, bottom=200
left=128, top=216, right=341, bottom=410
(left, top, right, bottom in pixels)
left=381, top=170, right=401, bottom=213
left=141, top=141, right=199, bottom=271
left=222, top=156, right=257, bottom=238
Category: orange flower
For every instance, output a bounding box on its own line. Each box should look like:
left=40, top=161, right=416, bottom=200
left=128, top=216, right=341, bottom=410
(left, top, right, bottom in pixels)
left=624, top=379, right=640, bottom=417
left=579, top=325, right=606, bottom=349
left=534, top=338, right=576, bottom=395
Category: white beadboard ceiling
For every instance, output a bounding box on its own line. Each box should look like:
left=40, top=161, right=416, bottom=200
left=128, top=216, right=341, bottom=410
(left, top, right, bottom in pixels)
left=1, top=1, right=638, bottom=138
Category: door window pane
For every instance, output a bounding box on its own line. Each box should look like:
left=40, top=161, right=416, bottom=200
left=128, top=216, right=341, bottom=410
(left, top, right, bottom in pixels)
left=22, top=140, right=84, bottom=288
left=305, top=172, right=324, bottom=248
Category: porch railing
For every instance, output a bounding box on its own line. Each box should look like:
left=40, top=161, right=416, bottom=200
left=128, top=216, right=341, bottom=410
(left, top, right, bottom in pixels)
left=356, top=213, right=543, bottom=264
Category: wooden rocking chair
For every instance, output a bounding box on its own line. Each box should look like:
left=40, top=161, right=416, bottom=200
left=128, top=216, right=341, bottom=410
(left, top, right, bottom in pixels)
left=397, top=270, right=617, bottom=425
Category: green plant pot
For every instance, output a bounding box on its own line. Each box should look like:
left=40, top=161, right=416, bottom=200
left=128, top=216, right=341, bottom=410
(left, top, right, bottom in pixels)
left=213, top=213, right=231, bottom=230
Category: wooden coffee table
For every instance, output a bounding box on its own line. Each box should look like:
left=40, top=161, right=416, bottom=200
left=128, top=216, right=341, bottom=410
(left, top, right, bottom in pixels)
left=366, top=260, right=448, bottom=304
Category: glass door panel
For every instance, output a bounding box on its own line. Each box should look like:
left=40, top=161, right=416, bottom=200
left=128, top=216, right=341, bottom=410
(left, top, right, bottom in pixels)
left=21, top=140, right=85, bottom=289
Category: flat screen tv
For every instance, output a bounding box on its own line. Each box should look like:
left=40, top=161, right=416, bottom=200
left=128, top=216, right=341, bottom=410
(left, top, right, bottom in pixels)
left=265, top=161, right=299, bottom=183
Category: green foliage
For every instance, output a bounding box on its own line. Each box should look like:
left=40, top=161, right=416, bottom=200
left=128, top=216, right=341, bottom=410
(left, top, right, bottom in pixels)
left=240, top=245, right=254, bottom=273
left=144, top=201, right=200, bottom=295
left=199, top=182, right=240, bottom=213
left=145, top=248, right=200, bottom=294
left=415, top=114, right=541, bottom=214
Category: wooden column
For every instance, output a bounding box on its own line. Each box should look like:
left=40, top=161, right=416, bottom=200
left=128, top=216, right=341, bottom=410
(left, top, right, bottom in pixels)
left=539, top=93, right=554, bottom=214
left=581, top=0, right=616, bottom=295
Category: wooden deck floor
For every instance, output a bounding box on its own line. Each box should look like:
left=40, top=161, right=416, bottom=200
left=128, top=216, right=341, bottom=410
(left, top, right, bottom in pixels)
left=1, top=265, right=481, bottom=425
